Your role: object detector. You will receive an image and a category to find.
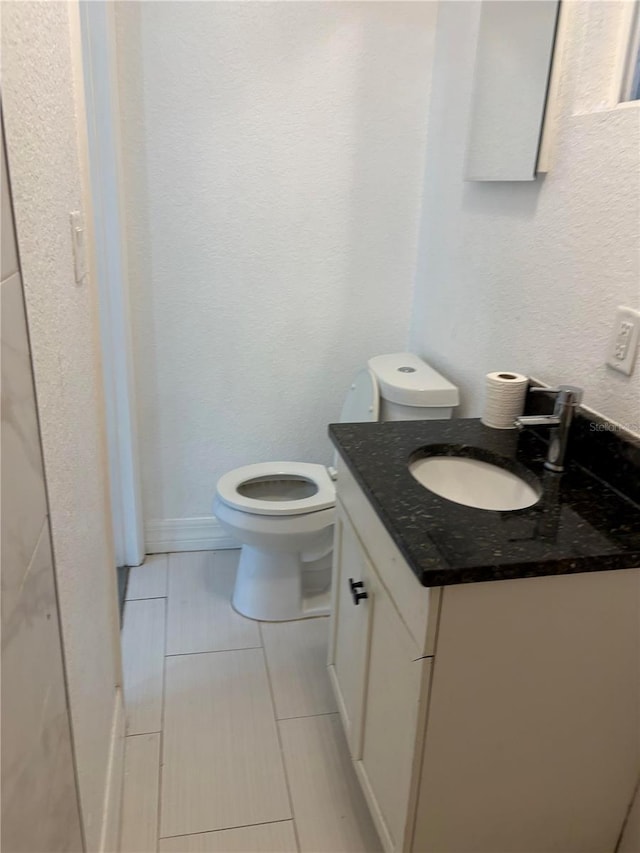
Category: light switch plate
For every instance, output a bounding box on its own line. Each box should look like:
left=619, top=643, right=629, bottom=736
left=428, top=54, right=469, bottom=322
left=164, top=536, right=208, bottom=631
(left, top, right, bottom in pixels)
left=69, top=211, right=87, bottom=284
left=607, top=306, right=640, bottom=376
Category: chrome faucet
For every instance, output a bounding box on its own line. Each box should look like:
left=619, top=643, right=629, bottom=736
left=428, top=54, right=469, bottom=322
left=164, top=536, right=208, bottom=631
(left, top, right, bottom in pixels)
left=514, top=385, right=584, bottom=473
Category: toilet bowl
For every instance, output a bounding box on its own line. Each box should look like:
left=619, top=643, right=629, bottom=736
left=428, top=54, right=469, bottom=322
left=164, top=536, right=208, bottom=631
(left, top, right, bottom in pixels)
left=214, top=462, right=336, bottom=621
left=214, top=354, right=459, bottom=621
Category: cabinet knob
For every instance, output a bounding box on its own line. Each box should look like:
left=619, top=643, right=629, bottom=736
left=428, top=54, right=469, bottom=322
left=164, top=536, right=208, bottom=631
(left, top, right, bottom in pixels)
left=348, top=577, right=368, bottom=605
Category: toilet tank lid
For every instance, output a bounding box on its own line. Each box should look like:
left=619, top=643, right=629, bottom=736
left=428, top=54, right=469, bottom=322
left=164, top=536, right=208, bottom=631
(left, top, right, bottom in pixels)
left=367, top=353, right=459, bottom=408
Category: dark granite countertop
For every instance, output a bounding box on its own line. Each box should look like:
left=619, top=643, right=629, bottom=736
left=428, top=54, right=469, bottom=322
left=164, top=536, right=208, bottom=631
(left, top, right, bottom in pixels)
left=329, top=416, right=640, bottom=587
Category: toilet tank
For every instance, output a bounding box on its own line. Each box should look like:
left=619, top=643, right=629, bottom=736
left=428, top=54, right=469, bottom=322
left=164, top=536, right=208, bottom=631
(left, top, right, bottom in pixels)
left=368, top=353, right=459, bottom=422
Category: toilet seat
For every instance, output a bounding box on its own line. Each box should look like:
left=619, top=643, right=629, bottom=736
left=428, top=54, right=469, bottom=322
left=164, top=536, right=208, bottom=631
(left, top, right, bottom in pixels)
left=216, top=461, right=335, bottom=517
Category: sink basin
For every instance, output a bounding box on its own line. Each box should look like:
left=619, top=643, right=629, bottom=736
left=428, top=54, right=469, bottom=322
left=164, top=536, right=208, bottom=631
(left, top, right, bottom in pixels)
left=409, top=454, right=540, bottom=512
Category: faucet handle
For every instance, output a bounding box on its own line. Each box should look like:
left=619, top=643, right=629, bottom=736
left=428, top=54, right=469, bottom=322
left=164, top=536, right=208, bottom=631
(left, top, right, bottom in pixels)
left=530, top=385, right=584, bottom=407
left=557, top=385, right=584, bottom=405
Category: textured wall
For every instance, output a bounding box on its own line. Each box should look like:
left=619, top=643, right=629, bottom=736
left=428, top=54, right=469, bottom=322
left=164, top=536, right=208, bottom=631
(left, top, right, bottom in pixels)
left=114, top=1, right=438, bottom=523
left=410, top=1, right=640, bottom=433
left=1, top=3, right=122, bottom=849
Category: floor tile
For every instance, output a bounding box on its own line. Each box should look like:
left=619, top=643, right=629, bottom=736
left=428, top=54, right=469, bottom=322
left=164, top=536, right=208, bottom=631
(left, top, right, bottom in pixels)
left=122, top=598, right=166, bottom=734
left=126, top=554, right=168, bottom=600
left=166, top=551, right=260, bottom=655
left=159, top=821, right=297, bottom=853
left=161, top=649, right=291, bottom=838
left=120, top=733, right=161, bottom=853
left=280, top=714, right=382, bottom=853
left=261, top=617, right=337, bottom=719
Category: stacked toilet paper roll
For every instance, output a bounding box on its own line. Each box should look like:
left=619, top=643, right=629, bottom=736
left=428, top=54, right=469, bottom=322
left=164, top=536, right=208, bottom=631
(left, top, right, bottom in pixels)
left=481, top=372, right=529, bottom=429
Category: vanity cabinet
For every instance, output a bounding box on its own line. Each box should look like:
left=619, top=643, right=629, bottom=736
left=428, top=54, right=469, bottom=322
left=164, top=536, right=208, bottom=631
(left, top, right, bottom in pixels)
left=328, top=461, right=640, bottom=853
left=329, top=461, right=439, bottom=853
left=330, top=502, right=431, bottom=851
left=329, top=512, right=372, bottom=752
left=356, top=570, right=430, bottom=850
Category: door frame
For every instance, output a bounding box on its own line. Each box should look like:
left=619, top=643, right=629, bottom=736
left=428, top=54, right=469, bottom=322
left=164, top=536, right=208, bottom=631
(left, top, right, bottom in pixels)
left=79, top=1, right=144, bottom=567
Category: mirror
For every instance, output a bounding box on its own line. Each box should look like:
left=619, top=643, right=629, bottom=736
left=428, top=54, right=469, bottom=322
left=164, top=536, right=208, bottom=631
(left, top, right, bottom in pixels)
left=465, top=0, right=559, bottom=182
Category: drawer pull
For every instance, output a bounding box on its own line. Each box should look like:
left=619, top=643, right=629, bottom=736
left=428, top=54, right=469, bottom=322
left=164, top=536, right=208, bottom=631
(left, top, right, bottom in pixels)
left=348, top=578, right=368, bottom=605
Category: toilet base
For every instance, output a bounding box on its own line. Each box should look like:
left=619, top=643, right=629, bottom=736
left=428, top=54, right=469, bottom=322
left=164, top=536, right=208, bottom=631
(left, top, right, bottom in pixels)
left=232, top=545, right=331, bottom=622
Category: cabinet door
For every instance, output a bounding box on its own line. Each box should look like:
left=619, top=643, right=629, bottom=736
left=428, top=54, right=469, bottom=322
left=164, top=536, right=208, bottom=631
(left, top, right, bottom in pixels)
left=328, top=503, right=373, bottom=756
left=357, top=569, right=429, bottom=852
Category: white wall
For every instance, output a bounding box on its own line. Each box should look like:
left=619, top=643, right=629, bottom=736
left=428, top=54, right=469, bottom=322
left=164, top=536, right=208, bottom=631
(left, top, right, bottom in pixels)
left=2, top=3, right=124, bottom=849
left=410, top=1, right=640, bottom=432
left=114, top=1, right=438, bottom=531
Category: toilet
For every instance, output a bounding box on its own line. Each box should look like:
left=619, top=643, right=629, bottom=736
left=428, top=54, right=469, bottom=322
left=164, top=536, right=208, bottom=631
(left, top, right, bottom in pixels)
left=213, top=353, right=459, bottom=621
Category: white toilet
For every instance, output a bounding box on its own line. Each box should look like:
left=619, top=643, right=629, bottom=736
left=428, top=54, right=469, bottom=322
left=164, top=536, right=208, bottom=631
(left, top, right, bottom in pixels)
left=213, top=353, right=459, bottom=621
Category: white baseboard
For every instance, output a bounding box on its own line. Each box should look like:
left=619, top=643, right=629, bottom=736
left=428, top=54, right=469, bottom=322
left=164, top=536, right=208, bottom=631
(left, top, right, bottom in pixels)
left=145, top=516, right=238, bottom=554
left=99, top=688, right=125, bottom=853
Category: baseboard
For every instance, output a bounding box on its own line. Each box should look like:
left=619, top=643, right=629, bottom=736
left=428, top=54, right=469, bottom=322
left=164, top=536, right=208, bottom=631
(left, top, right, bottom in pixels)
left=99, top=688, right=125, bottom=853
left=145, top=516, right=239, bottom=554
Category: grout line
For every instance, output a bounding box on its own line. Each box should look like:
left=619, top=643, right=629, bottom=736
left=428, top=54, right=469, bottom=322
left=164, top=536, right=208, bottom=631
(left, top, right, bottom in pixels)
left=125, top=731, right=162, bottom=739
left=165, top=645, right=263, bottom=658
left=259, top=622, right=301, bottom=853
left=125, top=554, right=170, bottom=602
left=159, top=817, right=296, bottom=841
left=277, top=710, right=338, bottom=722
left=155, top=595, right=168, bottom=852
left=125, top=595, right=168, bottom=602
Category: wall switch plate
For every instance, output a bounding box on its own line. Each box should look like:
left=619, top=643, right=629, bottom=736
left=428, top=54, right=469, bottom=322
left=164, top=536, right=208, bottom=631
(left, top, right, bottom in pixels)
left=69, top=211, right=87, bottom=284
left=607, top=306, right=640, bottom=376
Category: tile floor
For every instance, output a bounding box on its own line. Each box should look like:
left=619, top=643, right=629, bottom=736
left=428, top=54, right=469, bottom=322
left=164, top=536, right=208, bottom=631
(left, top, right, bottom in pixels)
left=120, top=550, right=382, bottom=853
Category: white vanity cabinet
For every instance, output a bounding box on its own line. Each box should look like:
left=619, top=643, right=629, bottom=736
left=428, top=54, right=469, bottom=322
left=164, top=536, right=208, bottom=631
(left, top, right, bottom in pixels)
left=328, top=462, right=640, bottom=853
left=328, top=461, right=440, bottom=853
left=328, top=510, right=373, bottom=754
left=329, top=502, right=432, bottom=851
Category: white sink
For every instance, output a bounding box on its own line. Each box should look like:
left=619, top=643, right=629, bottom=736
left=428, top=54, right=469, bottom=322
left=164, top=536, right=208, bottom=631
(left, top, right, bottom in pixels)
left=409, top=455, right=540, bottom=512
